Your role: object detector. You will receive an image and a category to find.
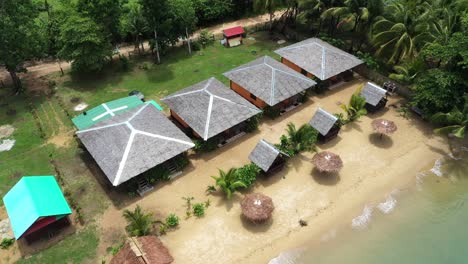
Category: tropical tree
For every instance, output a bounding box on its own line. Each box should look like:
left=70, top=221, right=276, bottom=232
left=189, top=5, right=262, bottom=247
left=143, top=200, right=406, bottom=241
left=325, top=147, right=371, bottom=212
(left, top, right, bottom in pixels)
left=141, top=0, right=171, bottom=63
left=254, top=0, right=284, bottom=31
left=169, top=0, right=198, bottom=54
left=282, top=123, right=318, bottom=154
left=121, top=0, right=149, bottom=54
left=341, top=92, right=367, bottom=122
left=211, top=168, right=247, bottom=199
left=321, top=0, right=369, bottom=33
left=431, top=95, right=468, bottom=139
left=122, top=205, right=154, bottom=236
left=0, top=0, right=43, bottom=94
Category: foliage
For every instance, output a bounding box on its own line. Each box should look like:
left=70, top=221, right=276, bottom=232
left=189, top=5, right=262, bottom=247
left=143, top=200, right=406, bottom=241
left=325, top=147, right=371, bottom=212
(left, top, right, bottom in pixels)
left=340, top=91, right=367, bottom=122
left=76, top=0, right=122, bottom=43
left=192, top=203, right=206, bottom=217
left=58, top=15, right=112, bottom=73
left=173, top=153, right=190, bottom=170
left=194, top=138, right=218, bottom=153
left=122, top=205, right=153, bottom=236
left=388, top=59, right=426, bottom=85
left=333, top=113, right=346, bottom=128
left=431, top=95, right=468, bottom=139
left=277, top=123, right=318, bottom=155
left=254, top=0, right=284, bottom=31
left=119, top=56, right=130, bottom=71
left=356, top=51, right=379, bottom=70
left=317, top=33, right=345, bottom=49
left=192, top=0, right=233, bottom=24
left=108, top=240, right=125, bottom=255
left=275, top=135, right=296, bottom=157
left=120, top=0, right=149, bottom=52
left=211, top=168, right=247, bottom=199
left=169, top=0, right=198, bottom=38
left=199, top=29, right=214, bottom=48
left=264, top=106, right=281, bottom=119
left=143, top=165, right=171, bottom=184
left=165, top=213, right=180, bottom=227
left=236, top=163, right=261, bottom=188
left=0, top=238, right=14, bottom=249
left=245, top=114, right=262, bottom=132
left=182, top=196, right=195, bottom=219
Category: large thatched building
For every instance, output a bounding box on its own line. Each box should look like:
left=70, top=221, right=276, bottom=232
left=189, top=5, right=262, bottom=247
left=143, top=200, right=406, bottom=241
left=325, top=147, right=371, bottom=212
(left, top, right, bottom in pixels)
left=76, top=103, right=194, bottom=186
left=360, top=82, right=388, bottom=113
left=223, top=56, right=316, bottom=114
left=275, top=38, right=363, bottom=87
left=162, top=77, right=261, bottom=145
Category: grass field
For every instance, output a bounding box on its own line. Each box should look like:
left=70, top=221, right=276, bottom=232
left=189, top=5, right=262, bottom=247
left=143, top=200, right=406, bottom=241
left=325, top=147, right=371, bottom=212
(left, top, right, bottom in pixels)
left=0, top=31, right=288, bottom=263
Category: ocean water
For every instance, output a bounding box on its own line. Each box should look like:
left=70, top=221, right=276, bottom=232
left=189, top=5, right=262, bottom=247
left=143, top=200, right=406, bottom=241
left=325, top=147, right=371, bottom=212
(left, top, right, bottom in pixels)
left=273, top=151, right=468, bottom=264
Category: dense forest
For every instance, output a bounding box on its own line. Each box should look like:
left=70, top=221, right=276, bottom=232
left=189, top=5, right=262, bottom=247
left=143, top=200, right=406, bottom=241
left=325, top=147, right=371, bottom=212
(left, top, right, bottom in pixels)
left=1, top=0, right=467, bottom=129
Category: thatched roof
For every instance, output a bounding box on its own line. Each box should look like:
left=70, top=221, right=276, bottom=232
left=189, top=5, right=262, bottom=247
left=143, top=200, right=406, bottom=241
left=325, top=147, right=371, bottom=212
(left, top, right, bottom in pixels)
left=111, top=236, right=173, bottom=264
left=162, top=77, right=261, bottom=140
left=312, top=151, right=343, bottom=173
left=275, top=38, right=363, bottom=80
left=76, top=103, right=194, bottom=186
left=223, top=56, right=316, bottom=106
left=309, top=108, right=338, bottom=136
left=372, top=119, right=397, bottom=134
left=241, top=193, right=274, bottom=223
left=248, top=139, right=285, bottom=172
left=360, top=82, right=387, bottom=106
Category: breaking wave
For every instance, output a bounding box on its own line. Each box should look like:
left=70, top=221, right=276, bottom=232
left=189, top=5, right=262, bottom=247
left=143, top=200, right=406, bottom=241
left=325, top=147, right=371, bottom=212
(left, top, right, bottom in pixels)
left=351, top=206, right=374, bottom=229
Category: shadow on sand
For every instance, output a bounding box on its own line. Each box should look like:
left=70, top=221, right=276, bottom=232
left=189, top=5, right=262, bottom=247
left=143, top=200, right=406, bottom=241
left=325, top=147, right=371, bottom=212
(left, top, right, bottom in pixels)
left=369, top=133, right=394, bottom=148
left=240, top=215, right=273, bottom=233
left=311, top=167, right=341, bottom=186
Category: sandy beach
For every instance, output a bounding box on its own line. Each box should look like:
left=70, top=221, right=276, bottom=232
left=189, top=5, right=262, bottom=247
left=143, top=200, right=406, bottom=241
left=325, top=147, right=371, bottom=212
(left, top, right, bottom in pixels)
left=97, top=77, right=448, bottom=263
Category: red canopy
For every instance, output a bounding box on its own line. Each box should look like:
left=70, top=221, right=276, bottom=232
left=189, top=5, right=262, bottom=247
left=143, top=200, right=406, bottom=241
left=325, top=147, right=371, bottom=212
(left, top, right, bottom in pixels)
left=223, top=26, right=244, bottom=38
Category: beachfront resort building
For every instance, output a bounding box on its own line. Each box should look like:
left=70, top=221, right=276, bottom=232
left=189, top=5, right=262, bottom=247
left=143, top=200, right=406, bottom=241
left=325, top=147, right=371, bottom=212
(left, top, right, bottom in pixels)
left=249, top=139, right=288, bottom=175
left=223, top=56, right=316, bottom=114
left=3, top=176, right=72, bottom=243
left=162, top=77, right=261, bottom=146
left=309, top=108, right=340, bottom=143
left=360, top=82, right=388, bottom=113
left=275, top=38, right=363, bottom=88
left=76, top=102, right=194, bottom=188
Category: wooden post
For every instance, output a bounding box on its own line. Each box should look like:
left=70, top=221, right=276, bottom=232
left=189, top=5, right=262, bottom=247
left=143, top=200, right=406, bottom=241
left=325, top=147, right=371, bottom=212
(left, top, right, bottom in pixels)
left=186, top=27, right=192, bottom=55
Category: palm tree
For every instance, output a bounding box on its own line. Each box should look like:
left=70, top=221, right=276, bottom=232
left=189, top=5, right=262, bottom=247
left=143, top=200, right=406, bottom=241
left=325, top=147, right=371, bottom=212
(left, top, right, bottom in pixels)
left=431, top=95, right=468, bottom=139
left=122, top=205, right=154, bottom=236
left=284, top=123, right=318, bottom=154
left=254, top=0, right=284, bottom=32
left=341, top=92, right=367, bottom=122
left=371, top=0, right=435, bottom=64
left=321, top=0, right=369, bottom=33
left=211, top=168, right=247, bottom=199
left=121, top=1, right=149, bottom=54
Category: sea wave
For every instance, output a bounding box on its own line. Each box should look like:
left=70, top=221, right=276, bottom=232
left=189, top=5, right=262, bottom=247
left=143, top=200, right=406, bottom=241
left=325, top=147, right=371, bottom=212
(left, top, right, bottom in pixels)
left=430, top=158, right=444, bottom=177
left=268, top=248, right=305, bottom=264
left=377, top=194, right=397, bottom=214
left=351, top=206, right=374, bottom=229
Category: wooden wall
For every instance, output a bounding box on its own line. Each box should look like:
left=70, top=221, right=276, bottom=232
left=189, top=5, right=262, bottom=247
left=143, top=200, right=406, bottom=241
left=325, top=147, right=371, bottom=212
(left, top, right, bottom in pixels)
left=230, top=81, right=268, bottom=109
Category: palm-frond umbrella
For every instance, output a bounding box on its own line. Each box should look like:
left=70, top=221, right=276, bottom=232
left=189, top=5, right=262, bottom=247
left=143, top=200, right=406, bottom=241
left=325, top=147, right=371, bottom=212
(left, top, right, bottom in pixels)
left=312, top=151, right=343, bottom=173
left=241, top=193, right=274, bottom=223
left=372, top=119, right=397, bottom=139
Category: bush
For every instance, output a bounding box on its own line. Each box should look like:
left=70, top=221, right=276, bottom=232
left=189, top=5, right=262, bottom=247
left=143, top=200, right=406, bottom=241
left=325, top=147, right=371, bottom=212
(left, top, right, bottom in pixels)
left=194, top=138, right=218, bottom=153
left=143, top=165, right=171, bottom=184
left=0, top=238, right=14, bottom=249
left=192, top=203, right=205, bottom=217
left=245, top=114, right=262, bottom=133
left=236, top=163, right=261, bottom=188
left=191, top=41, right=201, bottom=51
left=119, top=56, right=130, bottom=71
left=140, top=62, right=152, bottom=71
left=48, top=80, right=57, bottom=89
left=356, top=51, right=380, bottom=70
left=165, top=214, right=179, bottom=228
left=199, top=29, right=214, bottom=48
left=264, top=106, right=281, bottom=119
left=173, top=153, right=189, bottom=171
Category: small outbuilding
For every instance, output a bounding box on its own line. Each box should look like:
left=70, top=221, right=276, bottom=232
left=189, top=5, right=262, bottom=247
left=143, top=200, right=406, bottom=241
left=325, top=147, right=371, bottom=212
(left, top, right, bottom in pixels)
left=249, top=139, right=288, bottom=175
left=275, top=38, right=363, bottom=88
left=162, top=77, right=261, bottom=146
left=309, top=108, right=340, bottom=143
left=76, top=102, right=194, bottom=186
left=111, top=236, right=173, bottom=264
left=223, top=56, right=316, bottom=114
left=222, top=26, right=244, bottom=47
left=360, top=82, right=388, bottom=113
left=3, top=176, right=72, bottom=243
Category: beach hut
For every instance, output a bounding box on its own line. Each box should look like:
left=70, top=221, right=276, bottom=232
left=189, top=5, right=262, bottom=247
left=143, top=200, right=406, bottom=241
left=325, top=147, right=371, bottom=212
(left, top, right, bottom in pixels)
left=223, top=56, right=316, bottom=115
left=161, top=77, right=261, bottom=146
left=360, top=82, right=388, bottom=113
left=76, top=102, right=194, bottom=188
left=248, top=139, right=288, bottom=175
left=241, top=193, right=274, bottom=223
left=275, top=38, right=363, bottom=88
left=309, top=108, right=340, bottom=143
left=3, top=176, right=72, bottom=243
left=222, top=26, right=244, bottom=47
left=111, top=236, right=173, bottom=264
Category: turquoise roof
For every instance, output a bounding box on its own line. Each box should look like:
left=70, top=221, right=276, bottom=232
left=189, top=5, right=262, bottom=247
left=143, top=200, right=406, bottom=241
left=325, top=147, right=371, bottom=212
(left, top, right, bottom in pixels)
left=3, top=176, right=72, bottom=239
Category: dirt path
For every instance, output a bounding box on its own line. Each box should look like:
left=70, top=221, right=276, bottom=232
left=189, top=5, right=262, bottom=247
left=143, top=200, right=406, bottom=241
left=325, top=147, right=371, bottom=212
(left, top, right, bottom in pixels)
left=0, top=11, right=284, bottom=84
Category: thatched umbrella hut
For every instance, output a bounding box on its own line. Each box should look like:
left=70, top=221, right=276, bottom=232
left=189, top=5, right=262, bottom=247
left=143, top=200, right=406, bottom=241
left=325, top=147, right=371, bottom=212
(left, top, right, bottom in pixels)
left=372, top=119, right=397, bottom=139
left=312, top=151, right=343, bottom=173
left=241, top=193, right=274, bottom=223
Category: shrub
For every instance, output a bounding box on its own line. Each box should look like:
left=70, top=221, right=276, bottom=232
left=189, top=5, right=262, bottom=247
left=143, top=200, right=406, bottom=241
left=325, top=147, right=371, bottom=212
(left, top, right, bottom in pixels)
left=143, top=165, right=171, bottom=184
left=48, top=80, right=57, bottom=89
left=165, top=214, right=179, bottom=228
left=192, top=203, right=205, bottom=217
left=275, top=123, right=318, bottom=155
left=191, top=41, right=201, bottom=51
left=122, top=205, right=153, bottom=237
left=245, top=114, right=262, bottom=133
left=140, top=62, right=152, bottom=71
left=199, top=29, right=214, bottom=48
left=356, top=51, right=379, bottom=70
left=333, top=113, right=346, bottom=128
left=340, top=93, right=367, bottom=122
left=211, top=168, right=246, bottom=199
left=194, top=138, right=218, bottom=153
left=236, top=163, right=261, bottom=188
left=264, top=106, right=281, bottom=119
left=119, top=56, right=130, bottom=71
left=173, top=153, right=189, bottom=171
left=0, top=238, right=14, bottom=249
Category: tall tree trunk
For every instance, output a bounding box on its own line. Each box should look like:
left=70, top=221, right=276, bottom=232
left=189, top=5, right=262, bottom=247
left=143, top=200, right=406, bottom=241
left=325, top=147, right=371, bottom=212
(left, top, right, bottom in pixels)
left=186, top=27, right=192, bottom=55
left=8, top=70, right=22, bottom=95
left=269, top=11, right=274, bottom=32
left=135, top=34, right=140, bottom=54
left=154, top=29, right=161, bottom=64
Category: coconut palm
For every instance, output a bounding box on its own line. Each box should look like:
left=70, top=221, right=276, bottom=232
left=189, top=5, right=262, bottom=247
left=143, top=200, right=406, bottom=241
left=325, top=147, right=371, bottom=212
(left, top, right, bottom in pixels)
left=122, top=205, right=154, bottom=236
left=321, top=0, right=370, bottom=33
left=211, top=168, right=247, bottom=199
left=284, top=123, right=318, bottom=154
left=431, top=95, right=468, bottom=139
left=254, top=0, right=284, bottom=31
left=341, top=92, right=367, bottom=122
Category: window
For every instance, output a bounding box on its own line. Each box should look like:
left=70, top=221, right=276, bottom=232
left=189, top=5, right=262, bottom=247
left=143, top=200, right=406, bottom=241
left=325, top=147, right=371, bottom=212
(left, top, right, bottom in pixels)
left=250, top=93, right=257, bottom=100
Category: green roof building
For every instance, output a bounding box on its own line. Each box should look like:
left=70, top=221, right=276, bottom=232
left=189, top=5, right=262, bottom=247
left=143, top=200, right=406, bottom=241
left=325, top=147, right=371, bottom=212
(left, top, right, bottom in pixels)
left=3, top=176, right=72, bottom=240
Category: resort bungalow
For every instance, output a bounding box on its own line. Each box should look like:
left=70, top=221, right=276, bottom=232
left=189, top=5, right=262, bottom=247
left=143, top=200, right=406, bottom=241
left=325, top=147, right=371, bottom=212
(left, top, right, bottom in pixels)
left=3, top=176, right=72, bottom=243
left=222, top=26, right=244, bottom=47
left=309, top=108, right=340, bottom=143
left=223, top=56, right=316, bottom=114
left=274, top=38, right=363, bottom=88
left=249, top=139, right=288, bottom=175
left=111, top=236, right=173, bottom=264
left=162, top=77, right=261, bottom=146
left=360, top=82, right=388, bottom=113
left=72, top=95, right=162, bottom=130
left=76, top=102, right=194, bottom=189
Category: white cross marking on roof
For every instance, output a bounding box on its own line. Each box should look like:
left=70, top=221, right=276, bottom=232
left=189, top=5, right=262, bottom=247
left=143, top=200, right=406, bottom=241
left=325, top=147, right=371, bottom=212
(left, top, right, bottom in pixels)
left=92, top=104, right=128, bottom=121
left=320, top=45, right=326, bottom=80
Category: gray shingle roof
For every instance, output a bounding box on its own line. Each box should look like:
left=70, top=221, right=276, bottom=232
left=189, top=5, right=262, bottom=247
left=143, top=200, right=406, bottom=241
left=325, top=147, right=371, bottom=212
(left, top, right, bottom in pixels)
left=161, top=77, right=261, bottom=140
left=76, top=103, right=194, bottom=186
left=223, top=56, right=316, bottom=106
left=275, top=38, right=363, bottom=80
left=360, top=82, right=387, bottom=106
left=248, top=139, right=282, bottom=172
left=309, top=108, right=338, bottom=136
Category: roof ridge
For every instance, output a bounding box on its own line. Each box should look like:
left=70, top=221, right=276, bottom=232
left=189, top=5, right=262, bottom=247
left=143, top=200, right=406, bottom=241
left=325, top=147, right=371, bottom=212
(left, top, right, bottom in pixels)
left=270, top=68, right=276, bottom=105
left=212, top=94, right=259, bottom=111
left=203, top=95, right=214, bottom=140
left=21, top=178, right=41, bottom=217
left=224, top=61, right=264, bottom=74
